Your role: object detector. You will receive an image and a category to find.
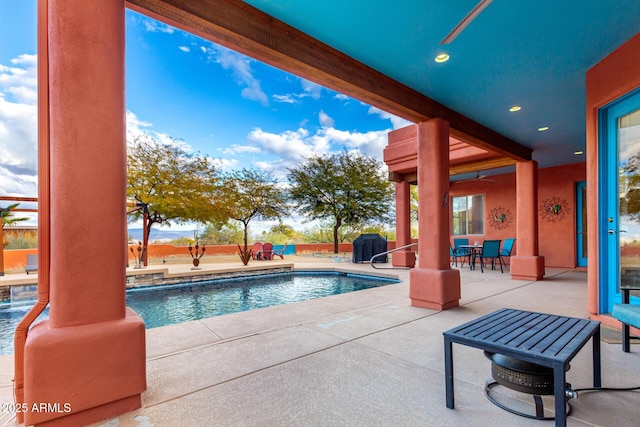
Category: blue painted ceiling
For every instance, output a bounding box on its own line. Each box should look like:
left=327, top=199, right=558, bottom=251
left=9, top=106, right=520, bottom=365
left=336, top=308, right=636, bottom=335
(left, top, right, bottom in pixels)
left=244, top=0, right=640, bottom=170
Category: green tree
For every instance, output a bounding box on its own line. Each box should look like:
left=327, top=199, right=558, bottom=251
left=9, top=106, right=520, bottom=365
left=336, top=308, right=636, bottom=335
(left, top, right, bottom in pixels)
left=288, top=151, right=394, bottom=253
left=127, top=134, right=228, bottom=252
left=1, top=203, right=29, bottom=228
left=622, top=153, right=640, bottom=221
left=223, top=168, right=289, bottom=252
left=201, top=222, right=244, bottom=245
left=260, top=223, right=297, bottom=245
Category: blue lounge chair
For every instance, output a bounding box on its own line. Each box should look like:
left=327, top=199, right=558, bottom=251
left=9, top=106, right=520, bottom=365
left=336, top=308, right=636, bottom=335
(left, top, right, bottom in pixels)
left=25, top=254, right=38, bottom=274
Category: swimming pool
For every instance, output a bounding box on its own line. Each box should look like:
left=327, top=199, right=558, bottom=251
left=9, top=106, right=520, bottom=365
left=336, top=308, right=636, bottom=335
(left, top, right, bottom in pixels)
left=0, top=271, right=398, bottom=355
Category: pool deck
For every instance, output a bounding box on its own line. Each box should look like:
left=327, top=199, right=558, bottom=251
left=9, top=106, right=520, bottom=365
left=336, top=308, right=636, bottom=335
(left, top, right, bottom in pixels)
left=1, top=256, right=639, bottom=426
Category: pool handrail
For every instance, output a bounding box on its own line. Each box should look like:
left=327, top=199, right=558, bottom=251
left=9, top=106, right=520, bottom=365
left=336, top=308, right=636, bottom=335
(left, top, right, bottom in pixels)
left=370, top=243, right=418, bottom=269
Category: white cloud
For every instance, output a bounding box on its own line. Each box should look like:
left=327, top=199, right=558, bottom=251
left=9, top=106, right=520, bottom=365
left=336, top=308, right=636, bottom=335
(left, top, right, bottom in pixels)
left=126, top=110, right=195, bottom=153
left=210, top=157, right=238, bottom=171
left=334, top=93, right=350, bottom=101
left=324, top=127, right=389, bottom=160
left=0, top=54, right=38, bottom=198
left=178, top=46, right=190, bottom=53
left=126, top=110, right=153, bottom=140
left=222, top=144, right=262, bottom=155
left=367, top=105, right=413, bottom=130
left=272, top=94, right=296, bottom=104
left=301, top=79, right=322, bottom=99
left=138, top=16, right=174, bottom=34
left=201, top=44, right=268, bottom=106
left=247, top=123, right=391, bottom=174
left=318, top=110, right=334, bottom=128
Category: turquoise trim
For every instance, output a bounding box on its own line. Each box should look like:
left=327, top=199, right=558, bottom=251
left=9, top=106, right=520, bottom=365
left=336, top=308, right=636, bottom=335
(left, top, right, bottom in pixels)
left=576, top=181, right=587, bottom=267
left=599, top=88, right=640, bottom=314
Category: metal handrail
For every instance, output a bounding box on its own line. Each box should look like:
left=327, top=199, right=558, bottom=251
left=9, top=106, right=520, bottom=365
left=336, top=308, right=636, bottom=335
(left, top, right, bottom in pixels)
left=370, top=242, right=418, bottom=269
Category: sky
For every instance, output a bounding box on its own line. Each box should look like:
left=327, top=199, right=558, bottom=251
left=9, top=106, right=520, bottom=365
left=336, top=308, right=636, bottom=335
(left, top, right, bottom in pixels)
left=0, top=2, right=410, bottom=235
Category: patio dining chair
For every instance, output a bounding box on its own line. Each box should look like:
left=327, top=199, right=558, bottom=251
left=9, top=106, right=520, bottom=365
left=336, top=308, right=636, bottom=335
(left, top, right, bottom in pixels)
left=450, top=243, right=466, bottom=267
left=452, top=238, right=470, bottom=267
left=479, top=239, right=503, bottom=273
left=500, top=238, right=516, bottom=262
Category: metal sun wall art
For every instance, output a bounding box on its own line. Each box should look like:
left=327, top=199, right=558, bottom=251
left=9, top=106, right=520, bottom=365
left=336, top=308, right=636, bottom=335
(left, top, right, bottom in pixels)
left=488, top=207, right=512, bottom=230
left=539, top=196, right=570, bottom=223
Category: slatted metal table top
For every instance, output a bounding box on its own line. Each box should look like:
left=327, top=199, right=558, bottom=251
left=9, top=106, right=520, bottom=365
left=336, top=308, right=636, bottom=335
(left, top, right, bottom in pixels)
left=443, top=308, right=601, bottom=427
left=443, top=307, right=600, bottom=365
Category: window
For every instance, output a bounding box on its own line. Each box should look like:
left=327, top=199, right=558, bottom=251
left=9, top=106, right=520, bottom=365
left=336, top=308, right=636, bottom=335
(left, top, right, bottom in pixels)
left=452, top=194, right=484, bottom=235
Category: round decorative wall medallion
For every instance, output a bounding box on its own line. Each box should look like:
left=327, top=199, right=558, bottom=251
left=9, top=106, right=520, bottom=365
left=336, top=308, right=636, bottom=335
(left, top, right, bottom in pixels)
left=488, top=207, right=512, bottom=230
left=539, top=196, right=570, bottom=223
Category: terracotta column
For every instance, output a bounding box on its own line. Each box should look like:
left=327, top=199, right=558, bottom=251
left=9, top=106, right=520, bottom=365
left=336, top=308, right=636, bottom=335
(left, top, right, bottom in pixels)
left=23, top=0, right=146, bottom=425
left=409, top=119, right=460, bottom=310
left=510, top=160, right=545, bottom=280
left=392, top=181, right=416, bottom=267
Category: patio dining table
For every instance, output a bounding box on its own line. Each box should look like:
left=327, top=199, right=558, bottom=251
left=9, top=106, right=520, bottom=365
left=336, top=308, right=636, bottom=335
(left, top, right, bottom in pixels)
left=458, top=244, right=482, bottom=270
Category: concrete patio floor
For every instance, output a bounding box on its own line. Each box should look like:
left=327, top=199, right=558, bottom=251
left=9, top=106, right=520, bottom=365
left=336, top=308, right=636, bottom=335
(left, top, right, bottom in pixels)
left=1, top=257, right=639, bottom=426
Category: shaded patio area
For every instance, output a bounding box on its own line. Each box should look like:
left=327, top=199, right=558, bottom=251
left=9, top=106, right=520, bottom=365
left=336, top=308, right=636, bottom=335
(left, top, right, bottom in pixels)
left=3, top=259, right=636, bottom=426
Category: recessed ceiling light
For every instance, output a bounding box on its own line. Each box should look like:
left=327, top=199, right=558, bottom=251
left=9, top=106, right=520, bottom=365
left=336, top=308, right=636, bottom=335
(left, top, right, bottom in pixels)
left=435, top=53, right=450, bottom=63
left=538, top=126, right=549, bottom=131
left=509, top=105, right=522, bottom=112
left=574, top=150, right=584, bottom=155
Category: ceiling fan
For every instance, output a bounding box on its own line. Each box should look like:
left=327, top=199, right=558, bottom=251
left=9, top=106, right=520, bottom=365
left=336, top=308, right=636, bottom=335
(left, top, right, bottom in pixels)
left=452, top=172, right=495, bottom=184
left=441, top=0, right=493, bottom=45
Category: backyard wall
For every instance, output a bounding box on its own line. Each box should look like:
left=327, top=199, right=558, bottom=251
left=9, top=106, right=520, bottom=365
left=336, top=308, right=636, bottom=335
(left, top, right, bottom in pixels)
left=2, top=242, right=372, bottom=271
left=450, top=162, right=586, bottom=268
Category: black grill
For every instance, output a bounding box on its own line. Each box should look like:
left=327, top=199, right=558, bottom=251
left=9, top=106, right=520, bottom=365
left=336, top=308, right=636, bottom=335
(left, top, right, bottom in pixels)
left=352, top=234, right=387, bottom=263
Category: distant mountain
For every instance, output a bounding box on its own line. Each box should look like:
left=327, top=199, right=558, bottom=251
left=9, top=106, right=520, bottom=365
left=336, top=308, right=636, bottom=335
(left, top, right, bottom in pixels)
left=127, top=228, right=196, bottom=243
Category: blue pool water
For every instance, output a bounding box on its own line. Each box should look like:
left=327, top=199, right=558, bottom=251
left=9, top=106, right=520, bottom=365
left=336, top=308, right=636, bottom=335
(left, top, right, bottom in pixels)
left=0, top=271, right=398, bottom=355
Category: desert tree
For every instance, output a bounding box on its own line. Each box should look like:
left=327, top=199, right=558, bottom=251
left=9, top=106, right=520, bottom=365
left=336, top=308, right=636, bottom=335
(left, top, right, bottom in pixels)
left=223, top=168, right=289, bottom=253
left=288, top=151, right=394, bottom=253
left=127, top=134, right=228, bottom=253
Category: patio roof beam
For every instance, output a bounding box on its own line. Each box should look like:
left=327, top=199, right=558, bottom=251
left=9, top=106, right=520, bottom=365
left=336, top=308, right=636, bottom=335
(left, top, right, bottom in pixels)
left=388, top=155, right=517, bottom=184
left=126, top=0, right=532, bottom=162
left=449, top=157, right=518, bottom=176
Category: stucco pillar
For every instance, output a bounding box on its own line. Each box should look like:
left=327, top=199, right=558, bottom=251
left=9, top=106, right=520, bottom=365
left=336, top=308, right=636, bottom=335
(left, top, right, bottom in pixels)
left=511, top=160, right=545, bottom=280
left=409, top=119, right=460, bottom=310
left=23, top=1, right=146, bottom=425
left=392, top=181, right=416, bottom=267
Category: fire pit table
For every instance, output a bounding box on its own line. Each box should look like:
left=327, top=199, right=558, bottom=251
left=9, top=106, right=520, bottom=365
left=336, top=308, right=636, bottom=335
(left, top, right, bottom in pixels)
left=443, top=308, right=601, bottom=427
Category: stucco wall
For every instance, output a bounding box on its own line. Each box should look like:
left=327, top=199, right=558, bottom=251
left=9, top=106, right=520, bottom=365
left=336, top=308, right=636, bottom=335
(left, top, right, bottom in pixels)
left=450, top=162, right=586, bottom=268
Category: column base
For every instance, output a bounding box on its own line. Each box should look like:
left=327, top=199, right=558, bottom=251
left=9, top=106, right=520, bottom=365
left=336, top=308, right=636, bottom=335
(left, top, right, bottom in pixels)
left=392, top=250, right=416, bottom=268
left=510, top=256, right=545, bottom=281
left=23, top=308, right=146, bottom=426
left=409, top=268, right=461, bottom=310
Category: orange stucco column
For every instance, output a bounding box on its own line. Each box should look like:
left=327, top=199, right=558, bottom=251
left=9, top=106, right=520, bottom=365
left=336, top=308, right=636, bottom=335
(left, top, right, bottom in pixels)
left=409, top=119, right=460, bottom=310
left=23, top=1, right=146, bottom=425
left=392, top=181, right=416, bottom=267
left=510, top=160, right=545, bottom=280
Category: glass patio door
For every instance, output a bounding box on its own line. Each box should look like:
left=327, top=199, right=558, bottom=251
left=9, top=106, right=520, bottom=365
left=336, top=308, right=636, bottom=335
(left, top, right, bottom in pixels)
left=602, top=90, right=640, bottom=313
left=576, top=181, right=587, bottom=267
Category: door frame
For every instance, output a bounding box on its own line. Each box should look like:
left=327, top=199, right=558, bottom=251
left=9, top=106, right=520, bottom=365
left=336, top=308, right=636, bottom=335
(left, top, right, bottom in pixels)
left=598, top=88, right=640, bottom=313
